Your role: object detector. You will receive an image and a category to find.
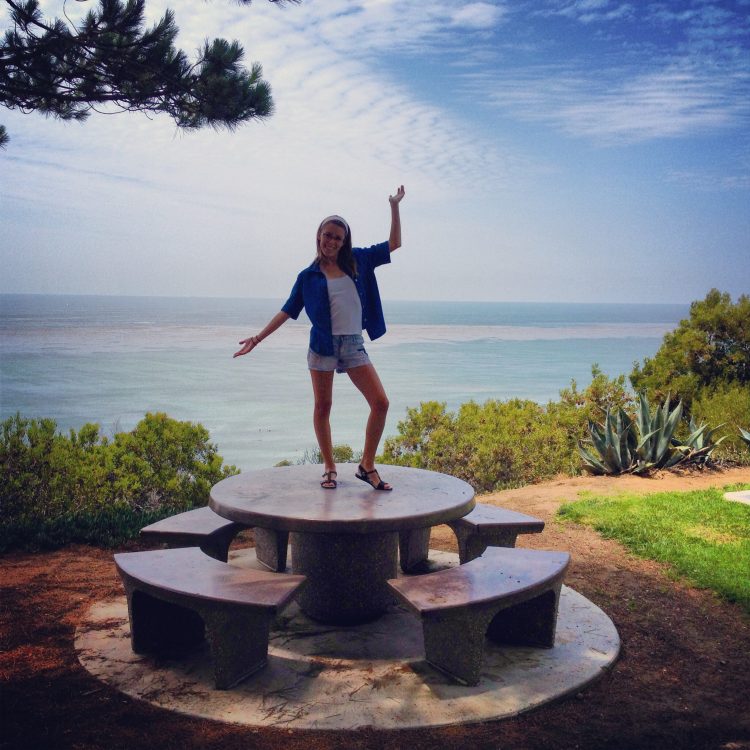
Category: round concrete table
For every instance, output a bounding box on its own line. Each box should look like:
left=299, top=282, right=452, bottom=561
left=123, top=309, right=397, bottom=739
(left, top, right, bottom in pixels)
left=210, top=464, right=475, bottom=624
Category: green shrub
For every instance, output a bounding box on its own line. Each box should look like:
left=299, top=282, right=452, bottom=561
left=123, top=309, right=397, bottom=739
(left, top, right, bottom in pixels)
left=382, top=398, right=573, bottom=492
left=0, top=412, right=238, bottom=551
left=0, top=506, right=169, bottom=550
left=295, top=444, right=359, bottom=465
left=691, top=383, right=750, bottom=463
left=380, top=367, right=640, bottom=490
left=557, top=364, right=635, bottom=427
left=107, top=412, right=235, bottom=512
left=381, top=401, right=453, bottom=469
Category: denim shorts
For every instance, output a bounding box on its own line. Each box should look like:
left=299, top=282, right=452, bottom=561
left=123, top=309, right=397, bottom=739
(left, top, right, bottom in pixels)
left=307, top=334, right=371, bottom=373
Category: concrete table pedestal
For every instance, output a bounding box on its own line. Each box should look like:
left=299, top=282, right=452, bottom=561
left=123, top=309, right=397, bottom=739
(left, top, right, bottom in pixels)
left=291, top=531, right=399, bottom=623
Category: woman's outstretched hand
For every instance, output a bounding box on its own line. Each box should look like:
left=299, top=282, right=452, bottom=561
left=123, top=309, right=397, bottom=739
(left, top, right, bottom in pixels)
left=389, top=185, right=405, bottom=205
left=233, top=336, right=259, bottom=358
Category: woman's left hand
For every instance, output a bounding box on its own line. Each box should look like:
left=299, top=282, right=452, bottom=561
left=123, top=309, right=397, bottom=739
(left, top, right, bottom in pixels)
left=233, top=336, right=260, bottom=358
left=389, top=185, right=405, bottom=205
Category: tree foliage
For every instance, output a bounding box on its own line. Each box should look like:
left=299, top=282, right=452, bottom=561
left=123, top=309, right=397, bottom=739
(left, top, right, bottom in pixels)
left=0, top=0, right=295, bottom=147
left=0, top=412, right=238, bottom=550
left=630, top=289, right=750, bottom=406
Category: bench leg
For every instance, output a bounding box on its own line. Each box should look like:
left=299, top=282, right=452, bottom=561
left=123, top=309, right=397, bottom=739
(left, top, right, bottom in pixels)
left=254, top=528, right=290, bottom=572
left=199, top=526, right=242, bottom=563
left=399, top=527, right=431, bottom=572
left=127, top=589, right=205, bottom=655
left=421, top=612, right=489, bottom=686
left=447, top=525, right=520, bottom=564
left=486, top=584, right=562, bottom=648
left=201, top=607, right=273, bottom=689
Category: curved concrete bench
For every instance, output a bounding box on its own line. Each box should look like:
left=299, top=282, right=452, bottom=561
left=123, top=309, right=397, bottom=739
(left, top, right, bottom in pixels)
left=448, top=504, right=545, bottom=563
left=399, top=503, right=545, bottom=571
left=388, top=547, right=569, bottom=685
left=114, top=546, right=306, bottom=689
left=140, top=507, right=289, bottom=570
left=140, top=507, right=244, bottom=562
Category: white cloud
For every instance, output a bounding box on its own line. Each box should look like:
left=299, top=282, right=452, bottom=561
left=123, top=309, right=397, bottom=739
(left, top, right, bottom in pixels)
left=547, top=0, right=635, bottom=23
left=666, top=169, right=750, bottom=191
left=556, top=66, right=748, bottom=141
left=451, top=3, right=506, bottom=29
left=466, top=51, right=749, bottom=143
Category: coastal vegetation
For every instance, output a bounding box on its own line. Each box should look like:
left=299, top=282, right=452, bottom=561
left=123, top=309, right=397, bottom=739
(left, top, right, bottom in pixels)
left=0, top=412, right=237, bottom=551
left=379, top=367, right=638, bottom=490
left=276, top=444, right=358, bottom=467
left=558, top=486, right=750, bottom=613
left=2, top=289, right=748, bottom=549
left=630, top=289, right=750, bottom=407
left=383, top=290, right=750, bottom=488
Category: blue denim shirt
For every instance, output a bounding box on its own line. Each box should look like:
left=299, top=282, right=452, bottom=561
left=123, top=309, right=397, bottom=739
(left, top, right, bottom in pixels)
left=281, top=241, right=391, bottom=356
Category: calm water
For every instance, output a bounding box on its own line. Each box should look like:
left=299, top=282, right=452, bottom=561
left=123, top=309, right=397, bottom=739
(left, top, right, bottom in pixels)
left=0, top=295, right=687, bottom=470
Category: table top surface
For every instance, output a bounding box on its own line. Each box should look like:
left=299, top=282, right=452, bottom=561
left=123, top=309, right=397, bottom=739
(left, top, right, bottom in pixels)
left=209, top=464, right=475, bottom=534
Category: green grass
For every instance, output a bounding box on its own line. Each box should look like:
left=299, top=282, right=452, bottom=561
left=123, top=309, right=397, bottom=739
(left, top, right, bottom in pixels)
left=558, top=484, right=750, bottom=613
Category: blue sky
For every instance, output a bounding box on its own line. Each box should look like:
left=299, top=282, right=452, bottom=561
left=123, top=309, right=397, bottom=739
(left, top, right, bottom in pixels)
left=1, top=0, right=748, bottom=303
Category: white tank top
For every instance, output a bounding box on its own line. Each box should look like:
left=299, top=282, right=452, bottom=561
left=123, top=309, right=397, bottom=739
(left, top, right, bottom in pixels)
left=327, top=275, right=363, bottom=335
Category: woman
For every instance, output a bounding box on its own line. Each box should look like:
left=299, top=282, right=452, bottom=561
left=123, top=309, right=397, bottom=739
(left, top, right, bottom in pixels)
left=234, top=186, right=406, bottom=491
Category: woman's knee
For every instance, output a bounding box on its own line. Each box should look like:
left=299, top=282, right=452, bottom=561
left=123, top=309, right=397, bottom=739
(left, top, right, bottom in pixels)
left=371, top=394, right=389, bottom=415
left=314, top=399, right=333, bottom=419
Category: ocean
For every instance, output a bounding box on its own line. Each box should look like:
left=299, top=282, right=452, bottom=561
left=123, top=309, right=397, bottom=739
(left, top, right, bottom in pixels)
left=0, top=294, right=688, bottom=470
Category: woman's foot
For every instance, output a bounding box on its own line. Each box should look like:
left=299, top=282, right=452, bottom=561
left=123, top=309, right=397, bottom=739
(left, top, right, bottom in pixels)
left=320, top=470, right=337, bottom=489
left=355, top=464, right=392, bottom=491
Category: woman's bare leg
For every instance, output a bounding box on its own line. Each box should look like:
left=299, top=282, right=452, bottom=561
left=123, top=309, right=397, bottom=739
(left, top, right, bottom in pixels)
left=347, top=363, right=391, bottom=488
left=310, top=370, right=336, bottom=477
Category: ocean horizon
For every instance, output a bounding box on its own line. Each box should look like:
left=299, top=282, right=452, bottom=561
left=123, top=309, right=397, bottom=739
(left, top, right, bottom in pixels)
left=0, top=294, right=688, bottom=470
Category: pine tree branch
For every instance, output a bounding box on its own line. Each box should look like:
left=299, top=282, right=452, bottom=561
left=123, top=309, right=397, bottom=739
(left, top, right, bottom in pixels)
left=1, top=0, right=285, bottom=147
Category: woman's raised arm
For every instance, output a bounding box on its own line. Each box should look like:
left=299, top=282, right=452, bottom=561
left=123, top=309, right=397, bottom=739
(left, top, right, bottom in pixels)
left=388, top=185, right=405, bottom=252
left=233, top=311, right=290, bottom=358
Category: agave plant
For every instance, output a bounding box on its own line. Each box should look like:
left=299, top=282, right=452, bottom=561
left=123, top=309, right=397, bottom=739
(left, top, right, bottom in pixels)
left=632, top=393, right=686, bottom=473
left=740, top=427, right=750, bottom=448
left=681, top=417, right=727, bottom=465
left=580, top=394, right=691, bottom=475
left=578, top=408, right=637, bottom=475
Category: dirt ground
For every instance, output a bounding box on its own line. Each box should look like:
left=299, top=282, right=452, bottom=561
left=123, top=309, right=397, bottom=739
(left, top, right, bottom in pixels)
left=2, top=468, right=750, bottom=750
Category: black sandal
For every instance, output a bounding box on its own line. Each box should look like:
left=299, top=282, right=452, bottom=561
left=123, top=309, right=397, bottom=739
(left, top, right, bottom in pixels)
left=320, top=470, right=337, bottom=489
left=355, top=464, right=392, bottom=491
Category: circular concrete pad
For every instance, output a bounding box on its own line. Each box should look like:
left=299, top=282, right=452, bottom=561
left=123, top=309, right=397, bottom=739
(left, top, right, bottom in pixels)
left=725, top=490, right=750, bottom=506
left=76, top=550, right=619, bottom=730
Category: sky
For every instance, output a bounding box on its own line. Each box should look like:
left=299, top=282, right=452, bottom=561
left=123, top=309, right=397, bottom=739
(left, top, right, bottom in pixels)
left=1, top=0, right=749, bottom=304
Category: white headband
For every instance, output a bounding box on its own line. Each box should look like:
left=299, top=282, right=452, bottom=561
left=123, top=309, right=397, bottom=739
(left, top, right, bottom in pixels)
left=319, top=215, right=350, bottom=236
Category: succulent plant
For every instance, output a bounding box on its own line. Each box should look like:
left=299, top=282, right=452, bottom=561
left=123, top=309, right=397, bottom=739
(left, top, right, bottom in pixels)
left=740, top=427, right=750, bottom=448
left=580, top=393, right=703, bottom=475
left=632, top=392, right=686, bottom=473
left=579, top=408, right=636, bottom=475
left=680, top=417, right=727, bottom=465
